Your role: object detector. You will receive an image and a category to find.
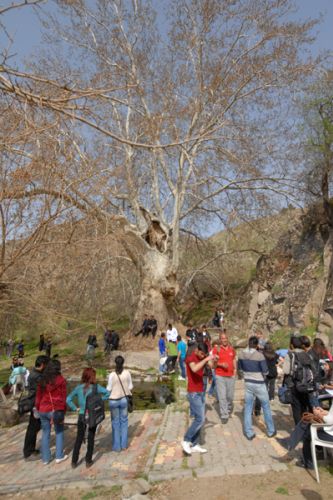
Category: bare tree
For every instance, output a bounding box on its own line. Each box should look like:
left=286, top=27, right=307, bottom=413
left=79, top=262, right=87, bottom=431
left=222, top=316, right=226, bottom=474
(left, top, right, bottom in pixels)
left=300, top=70, right=333, bottom=328
left=0, top=0, right=318, bottom=330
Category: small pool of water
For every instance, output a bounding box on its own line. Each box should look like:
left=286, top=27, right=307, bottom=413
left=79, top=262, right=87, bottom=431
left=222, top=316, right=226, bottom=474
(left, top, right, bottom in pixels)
left=66, top=379, right=175, bottom=411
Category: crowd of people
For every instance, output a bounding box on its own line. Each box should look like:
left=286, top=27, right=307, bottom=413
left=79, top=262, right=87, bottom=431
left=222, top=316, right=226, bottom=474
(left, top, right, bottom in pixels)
left=2, top=313, right=333, bottom=475
left=177, top=326, right=333, bottom=470
left=20, top=354, right=133, bottom=467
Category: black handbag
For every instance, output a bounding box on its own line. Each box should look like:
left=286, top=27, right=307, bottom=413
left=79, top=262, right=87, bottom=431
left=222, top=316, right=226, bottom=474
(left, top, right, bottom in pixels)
left=18, top=394, right=34, bottom=416
left=116, top=374, right=134, bottom=413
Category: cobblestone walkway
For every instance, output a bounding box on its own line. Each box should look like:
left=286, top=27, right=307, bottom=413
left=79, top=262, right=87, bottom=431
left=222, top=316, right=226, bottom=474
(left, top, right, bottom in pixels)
left=0, top=384, right=295, bottom=494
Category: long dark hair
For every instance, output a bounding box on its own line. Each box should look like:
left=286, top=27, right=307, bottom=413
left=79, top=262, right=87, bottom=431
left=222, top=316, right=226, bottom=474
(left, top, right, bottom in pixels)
left=263, top=342, right=276, bottom=360
left=115, top=355, right=124, bottom=375
left=40, top=359, right=61, bottom=388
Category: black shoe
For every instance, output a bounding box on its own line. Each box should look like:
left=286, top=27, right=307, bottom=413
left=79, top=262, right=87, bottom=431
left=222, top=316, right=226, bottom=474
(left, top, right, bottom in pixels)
left=295, top=459, right=314, bottom=470
left=221, top=418, right=228, bottom=424
left=32, top=449, right=40, bottom=455
left=71, top=462, right=78, bottom=469
left=86, top=461, right=93, bottom=468
left=254, top=411, right=261, bottom=416
left=245, top=434, right=256, bottom=441
left=267, top=431, right=277, bottom=438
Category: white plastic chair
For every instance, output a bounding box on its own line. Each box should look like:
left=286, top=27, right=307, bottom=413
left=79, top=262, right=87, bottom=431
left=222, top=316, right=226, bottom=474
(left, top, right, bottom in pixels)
left=310, top=423, right=333, bottom=483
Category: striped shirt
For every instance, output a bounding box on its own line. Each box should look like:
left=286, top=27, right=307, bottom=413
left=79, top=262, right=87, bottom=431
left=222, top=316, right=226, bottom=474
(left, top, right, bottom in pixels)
left=238, top=348, right=268, bottom=384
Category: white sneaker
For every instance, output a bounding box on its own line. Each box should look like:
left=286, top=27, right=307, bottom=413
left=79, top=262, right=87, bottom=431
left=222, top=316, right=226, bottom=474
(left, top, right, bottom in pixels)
left=55, top=455, right=68, bottom=464
left=191, top=444, right=208, bottom=453
left=181, top=441, right=192, bottom=455
left=178, top=376, right=186, bottom=381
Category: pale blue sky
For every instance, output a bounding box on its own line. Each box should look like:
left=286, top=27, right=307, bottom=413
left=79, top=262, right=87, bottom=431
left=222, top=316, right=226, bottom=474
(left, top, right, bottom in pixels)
left=1, top=0, right=332, bottom=64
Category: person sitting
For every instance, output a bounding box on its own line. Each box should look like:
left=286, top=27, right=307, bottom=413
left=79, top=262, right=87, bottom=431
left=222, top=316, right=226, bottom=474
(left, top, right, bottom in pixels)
left=67, top=367, right=110, bottom=468
left=147, top=315, right=158, bottom=339
left=134, top=315, right=150, bottom=337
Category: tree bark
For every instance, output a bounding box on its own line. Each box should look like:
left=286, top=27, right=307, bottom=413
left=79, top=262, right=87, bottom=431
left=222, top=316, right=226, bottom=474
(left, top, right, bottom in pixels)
left=132, top=249, right=179, bottom=333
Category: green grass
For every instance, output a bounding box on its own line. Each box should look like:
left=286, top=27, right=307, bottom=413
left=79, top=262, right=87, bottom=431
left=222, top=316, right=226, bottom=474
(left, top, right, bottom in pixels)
left=269, top=328, right=291, bottom=349
left=275, top=486, right=289, bottom=495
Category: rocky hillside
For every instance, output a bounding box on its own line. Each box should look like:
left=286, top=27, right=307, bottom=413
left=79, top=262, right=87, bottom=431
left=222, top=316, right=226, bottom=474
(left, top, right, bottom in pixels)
left=247, top=203, right=333, bottom=347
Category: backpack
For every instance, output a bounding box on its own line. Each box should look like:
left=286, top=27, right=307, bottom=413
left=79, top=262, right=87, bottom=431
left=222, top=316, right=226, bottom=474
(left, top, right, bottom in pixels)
left=85, top=384, right=105, bottom=428
left=290, top=352, right=314, bottom=394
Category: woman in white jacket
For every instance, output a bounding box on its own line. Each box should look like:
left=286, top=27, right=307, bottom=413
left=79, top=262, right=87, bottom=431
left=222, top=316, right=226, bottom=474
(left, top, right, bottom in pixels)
left=107, top=355, right=133, bottom=451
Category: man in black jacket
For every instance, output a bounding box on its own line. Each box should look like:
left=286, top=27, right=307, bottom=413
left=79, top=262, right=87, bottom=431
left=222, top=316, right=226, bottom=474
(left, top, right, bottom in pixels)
left=23, top=355, right=49, bottom=459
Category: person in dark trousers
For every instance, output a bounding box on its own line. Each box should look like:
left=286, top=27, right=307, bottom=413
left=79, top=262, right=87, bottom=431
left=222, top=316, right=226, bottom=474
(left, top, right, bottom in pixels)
left=23, top=355, right=50, bottom=459
left=67, top=367, right=109, bottom=468
left=17, top=339, right=24, bottom=357
left=282, top=336, right=312, bottom=425
left=147, top=315, right=158, bottom=339
left=38, top=334, right=45, bottom=352
left=45, top=337, right=52, bottom=358
left=134, top=315, right=150, bottom=337
left=254, top=341, right=279, bottom=416
left=110, top=330, right=120, bottom=350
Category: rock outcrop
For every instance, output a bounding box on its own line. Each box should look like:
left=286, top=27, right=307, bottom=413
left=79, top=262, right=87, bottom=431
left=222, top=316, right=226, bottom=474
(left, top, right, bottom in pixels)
left=248, top=205, right=333, bottom=342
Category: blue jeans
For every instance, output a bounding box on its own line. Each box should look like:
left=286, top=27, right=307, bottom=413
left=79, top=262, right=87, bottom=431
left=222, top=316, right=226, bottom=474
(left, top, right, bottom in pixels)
left=244, top=382, right=275, bottom=438
left=179, top=358, right=186, bottom=378
left=184, top=392, right=205, bottom=445
left=208, top=369, right=217, bottom=396
left=109, top=398, right=128, bottom=451
left=39, top=411, right=65, bottom=463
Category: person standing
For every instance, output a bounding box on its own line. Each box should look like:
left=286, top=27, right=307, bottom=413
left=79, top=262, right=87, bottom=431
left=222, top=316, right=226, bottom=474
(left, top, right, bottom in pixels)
left=6, top=338, right=14, bottom=358
left=213, top=332, right=236, bottom=424
left=38, top=334, right=45, bottom=352
left=177, top=335, right=187, bottom=381
left=67, top=368, right=110, bottom=468
left=35, top=359, right=68, bottom=465
left=23, top=355, right=49, bottom=460
left=86, top=334, right=98, bottom=359
left=181, top=343, right=215, bottom=455
left=166, top=323, right=178, bottom=342
left=107, top=355, right=133, bottom=452
left=238, top=336, right=276, bottom=440
left=282, top=336, right=312, bottom=425
left=165, top=339, right=178, bottom=373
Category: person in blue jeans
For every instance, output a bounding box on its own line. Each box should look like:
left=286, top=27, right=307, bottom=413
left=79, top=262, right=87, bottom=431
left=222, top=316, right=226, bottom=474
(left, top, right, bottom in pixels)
left=238, top=336, right=276, bottom=440
left=35, top=359, right=68, bottom=465
left=181, top=343, right=215, bottom=455
left=107, top=355, right=133, bottom=451
left=177, top=335, right=187, bottom=380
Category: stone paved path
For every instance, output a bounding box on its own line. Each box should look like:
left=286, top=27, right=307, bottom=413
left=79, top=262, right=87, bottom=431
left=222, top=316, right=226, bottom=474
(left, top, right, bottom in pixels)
left=0, top=382, right=296, bottom=494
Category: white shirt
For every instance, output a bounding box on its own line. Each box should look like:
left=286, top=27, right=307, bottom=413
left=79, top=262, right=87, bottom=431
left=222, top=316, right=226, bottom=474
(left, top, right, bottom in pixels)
left=166, top=327, right=178, bottom=342
left=323, top=403, right=333, bottom=437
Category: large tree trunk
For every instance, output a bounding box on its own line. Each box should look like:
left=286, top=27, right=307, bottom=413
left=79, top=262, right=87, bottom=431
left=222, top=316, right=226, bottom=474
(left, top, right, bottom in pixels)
left=132, top=249, right=179, bottom=333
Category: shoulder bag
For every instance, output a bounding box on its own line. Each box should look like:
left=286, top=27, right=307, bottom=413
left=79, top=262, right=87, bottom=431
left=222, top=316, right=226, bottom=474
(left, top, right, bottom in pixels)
left=116, top=373, right=134, bottom=413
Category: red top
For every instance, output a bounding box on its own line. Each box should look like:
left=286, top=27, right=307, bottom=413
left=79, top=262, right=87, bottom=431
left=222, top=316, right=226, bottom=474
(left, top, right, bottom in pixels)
left=213, top=345, right=236, bottom=377
left=186, top=351, right=204, bottom=392
left=35, top=374, right=67, bottom=412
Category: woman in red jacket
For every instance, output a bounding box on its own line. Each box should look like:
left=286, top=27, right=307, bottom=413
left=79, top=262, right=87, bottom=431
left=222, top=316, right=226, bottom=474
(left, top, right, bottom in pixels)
left=35, top=359, right=67, bottom=465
